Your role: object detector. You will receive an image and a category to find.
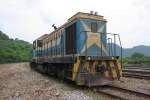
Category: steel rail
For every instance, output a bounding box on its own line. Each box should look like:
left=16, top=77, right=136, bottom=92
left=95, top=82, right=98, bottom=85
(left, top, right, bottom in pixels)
left=95, top=85, right=150, bottom=100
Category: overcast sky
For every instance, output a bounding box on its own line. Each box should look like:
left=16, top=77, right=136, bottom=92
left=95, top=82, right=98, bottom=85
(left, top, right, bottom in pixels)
left=0, top=0, right=150, bottom=48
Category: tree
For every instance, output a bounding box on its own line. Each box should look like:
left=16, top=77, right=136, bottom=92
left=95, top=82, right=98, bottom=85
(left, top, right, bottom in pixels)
left=0, top=30, right=32, bottom=63
left=0, top=31, right=9, bottom=40
left=130, top=52, right=145, bottom=64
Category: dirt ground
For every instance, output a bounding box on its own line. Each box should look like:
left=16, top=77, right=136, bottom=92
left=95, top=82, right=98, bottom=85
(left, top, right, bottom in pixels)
left=0, top=63, right=102, bottom=100
left=0, top=63, right=150, bottom=100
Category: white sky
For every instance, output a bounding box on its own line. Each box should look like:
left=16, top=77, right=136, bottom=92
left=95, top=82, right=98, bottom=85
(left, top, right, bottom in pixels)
left=0, top=0, right=150, bottom=48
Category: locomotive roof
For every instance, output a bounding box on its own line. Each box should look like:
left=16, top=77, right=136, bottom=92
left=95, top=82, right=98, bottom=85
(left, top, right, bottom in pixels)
left=68, top=12, right=106, bottom=22
left=51, top=12, right=107, bottom=32
left=37, top=34, right=49, bottom=40
left=36, top=12, right=106, bottom=41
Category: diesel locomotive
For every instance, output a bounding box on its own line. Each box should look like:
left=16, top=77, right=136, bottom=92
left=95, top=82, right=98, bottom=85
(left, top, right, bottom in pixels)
left=30, top=12, right=122, bottom=86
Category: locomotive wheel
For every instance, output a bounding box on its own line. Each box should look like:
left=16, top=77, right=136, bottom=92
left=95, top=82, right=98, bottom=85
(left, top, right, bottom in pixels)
left=30, top=62, right=35, bottom=69
left=43, top=63, right=49, bottom=74
left=56, top=65, right=65, bottom=79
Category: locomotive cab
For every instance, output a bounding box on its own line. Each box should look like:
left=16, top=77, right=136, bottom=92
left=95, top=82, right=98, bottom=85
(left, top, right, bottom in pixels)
left=65, top=12, right=122, bottom=86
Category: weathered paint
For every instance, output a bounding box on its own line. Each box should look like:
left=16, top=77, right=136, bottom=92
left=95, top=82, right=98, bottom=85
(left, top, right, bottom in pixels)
left=109, top=61, right=117, bottom=79
left=101, top=61, right=109, bottom=78
left=76, top=19, right=107, bottom=56
left=72, top=58, right=121, bottom=86
left=72, top=57, right=80, bottom=80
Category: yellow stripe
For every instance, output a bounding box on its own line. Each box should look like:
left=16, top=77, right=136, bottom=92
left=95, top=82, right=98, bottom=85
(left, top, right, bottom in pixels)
left=117, top=61, right=122, bottom=77
left=83, top=61, right=89, bottom=72
left=92, top=61, right=98, bottom=74
left=102, top=61, right=109, bottom=78
left=72, top=57, right=80, bottom=80
left=109, top=61, right=117, bottom=79
left=117, top=61, right=122, bottom=70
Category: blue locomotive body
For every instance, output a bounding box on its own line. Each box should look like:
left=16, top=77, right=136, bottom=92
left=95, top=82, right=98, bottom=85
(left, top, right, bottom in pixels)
left=31, top=12, right=122, bottom=86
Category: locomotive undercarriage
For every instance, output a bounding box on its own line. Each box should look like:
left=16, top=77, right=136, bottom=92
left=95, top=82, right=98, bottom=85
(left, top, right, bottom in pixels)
left=30, top=56, right=122, bottom=87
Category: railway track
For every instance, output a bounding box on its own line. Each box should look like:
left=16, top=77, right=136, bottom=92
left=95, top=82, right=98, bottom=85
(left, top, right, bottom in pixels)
left=95, top=85, right=150, bottom=100
left=123, top=64, right=150, bottom=80
left=124, top=67, right=150, bottom=70
left=123, top=72, right=150, bottom=80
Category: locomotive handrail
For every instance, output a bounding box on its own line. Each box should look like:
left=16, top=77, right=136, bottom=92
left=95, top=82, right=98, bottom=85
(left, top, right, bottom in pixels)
left=107, top=33, right=123, bottom=68
left=107, top=38, right=113, bottom=56
left=116, top=34, right=123, bottom=69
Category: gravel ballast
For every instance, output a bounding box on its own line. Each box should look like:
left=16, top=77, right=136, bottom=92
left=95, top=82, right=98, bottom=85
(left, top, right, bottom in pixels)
left=0, top=63, right=95, bottom=100
left=1, top=63, right=150, bottom=100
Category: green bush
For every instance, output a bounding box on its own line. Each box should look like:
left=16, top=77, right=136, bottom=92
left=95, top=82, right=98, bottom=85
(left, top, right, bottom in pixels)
left=122, top=52, right=150, bottom=64
left=0, top=31, right=32, bottom=63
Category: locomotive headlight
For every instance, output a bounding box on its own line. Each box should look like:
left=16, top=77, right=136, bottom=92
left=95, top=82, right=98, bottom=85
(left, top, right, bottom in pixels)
left=88, top=56, right=91, bottom=60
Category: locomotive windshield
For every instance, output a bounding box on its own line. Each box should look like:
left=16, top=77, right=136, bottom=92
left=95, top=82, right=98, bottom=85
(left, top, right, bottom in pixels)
left=91, top=22, right=97, bottom=32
